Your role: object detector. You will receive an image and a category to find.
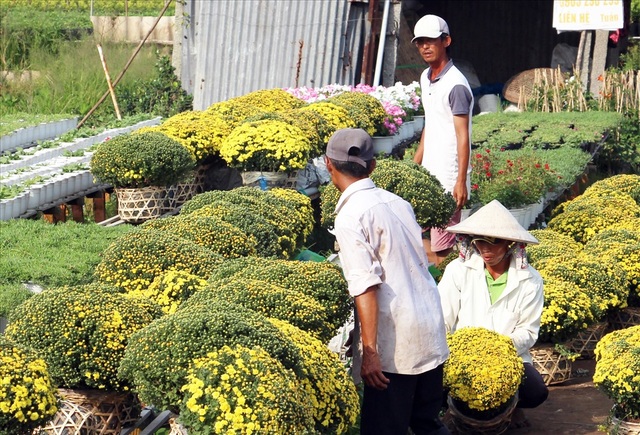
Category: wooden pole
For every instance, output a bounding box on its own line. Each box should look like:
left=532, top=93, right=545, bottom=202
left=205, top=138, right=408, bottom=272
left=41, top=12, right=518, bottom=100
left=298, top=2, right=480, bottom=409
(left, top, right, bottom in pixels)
left=97, top=44, right=122, bottom=120
left=77, top=0, right=174, bottom=129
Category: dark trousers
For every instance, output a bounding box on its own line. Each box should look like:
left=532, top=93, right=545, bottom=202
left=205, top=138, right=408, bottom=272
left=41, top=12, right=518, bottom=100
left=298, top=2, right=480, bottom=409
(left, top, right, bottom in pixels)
left=518, top=362, right=549, bottom=408
left=361, top=364, right=450, bottom=435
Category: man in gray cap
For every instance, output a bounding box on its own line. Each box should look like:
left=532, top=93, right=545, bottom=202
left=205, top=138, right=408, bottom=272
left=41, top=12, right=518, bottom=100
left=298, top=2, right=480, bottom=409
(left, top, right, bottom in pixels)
left=326, top=128, right=450, bottom=435
left=412, top=14, right=473, bottom=267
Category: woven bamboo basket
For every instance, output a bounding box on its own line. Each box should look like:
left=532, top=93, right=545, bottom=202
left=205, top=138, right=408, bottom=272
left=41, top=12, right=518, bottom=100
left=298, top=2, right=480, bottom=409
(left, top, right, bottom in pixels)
left=193, top=164, right=210, bottom=193
left=608, top=307, right=640, bottom=331
left=116, top=186, right=166, bottom=223
left=565, top=322, right=609, bottom=359
left=241, top=171, right=289, bottom=189
left=165, top=182, right=200, bottom=211
left=502, top=67, right=559, bottom=104
left=47, top=389, right=140, bottom=435
left=447, top=393, right=518, bottom=435
left=530, top=346, right=572, bottom=385
left=36, top=400, right=98, bottom=434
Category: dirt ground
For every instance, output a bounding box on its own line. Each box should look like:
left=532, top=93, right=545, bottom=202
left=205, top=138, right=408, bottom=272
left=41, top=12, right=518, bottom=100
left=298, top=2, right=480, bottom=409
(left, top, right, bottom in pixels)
left=509, top=359, right=612, bottom=435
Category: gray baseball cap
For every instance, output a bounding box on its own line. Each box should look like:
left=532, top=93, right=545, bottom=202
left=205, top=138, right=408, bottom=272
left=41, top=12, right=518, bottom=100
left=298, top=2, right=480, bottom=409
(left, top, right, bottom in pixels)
left=326, top=128, right=374, bottom=169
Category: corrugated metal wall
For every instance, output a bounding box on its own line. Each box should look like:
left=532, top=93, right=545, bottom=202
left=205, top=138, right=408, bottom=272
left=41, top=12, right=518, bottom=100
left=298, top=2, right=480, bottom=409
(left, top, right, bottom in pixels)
left=177, top=0, right=371, bottom=110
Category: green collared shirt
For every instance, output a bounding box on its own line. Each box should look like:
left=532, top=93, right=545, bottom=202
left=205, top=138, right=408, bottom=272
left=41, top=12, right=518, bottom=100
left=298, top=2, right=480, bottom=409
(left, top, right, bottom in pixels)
left=485, top=269, right=508, bottom=304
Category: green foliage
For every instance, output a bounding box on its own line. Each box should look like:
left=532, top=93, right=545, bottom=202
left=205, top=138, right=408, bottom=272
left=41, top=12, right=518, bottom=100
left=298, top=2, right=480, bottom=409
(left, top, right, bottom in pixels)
left=0, top=284, right=34, bottom=318
left=4, top=0, right=174, bottom=15
left=119, top=298, right=304, bottom=411
left=94, top=228, right=223, bottom=293
left=206, top=257, right=352, bottom=336
left=321, top=159, right=456, bottom=229
left=116, top=54, right=193, bottom=119
left=0, top=112, right=75, bottom=137
left=0, top=7, right=91, bottom=70
left=5, top=283, right=163, bottom=390
left=0, top=219, right=133, bottom=288
left=0, top=336, right=58, bottom=435
left=190, top=278, right=333, bottom=342
left=90, top=131, right=195, bottom=188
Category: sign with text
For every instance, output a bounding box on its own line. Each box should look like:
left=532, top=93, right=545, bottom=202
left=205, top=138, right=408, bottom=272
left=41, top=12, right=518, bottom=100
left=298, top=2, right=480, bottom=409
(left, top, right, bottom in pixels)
left=552, top=0, right=623, bottom=31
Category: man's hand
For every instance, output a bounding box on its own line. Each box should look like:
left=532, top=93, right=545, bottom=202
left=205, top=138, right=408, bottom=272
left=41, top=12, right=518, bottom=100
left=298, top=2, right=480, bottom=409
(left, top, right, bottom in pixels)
left=453, top=180, right=468, bottom=210
left=361, top=346, right=390, bottom=390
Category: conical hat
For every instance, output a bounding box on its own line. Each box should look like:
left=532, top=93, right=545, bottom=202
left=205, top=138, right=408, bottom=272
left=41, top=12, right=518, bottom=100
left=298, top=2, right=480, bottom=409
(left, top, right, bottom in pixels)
left=446, top=200, right=539, bottom=244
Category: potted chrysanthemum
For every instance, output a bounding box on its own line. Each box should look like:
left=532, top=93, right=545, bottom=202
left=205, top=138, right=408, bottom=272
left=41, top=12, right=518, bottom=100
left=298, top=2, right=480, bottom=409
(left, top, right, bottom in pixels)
left=444, top=327, right=524, bottom=432
left=90, top=131, right=195, bottom=222
left=594, top=326, right=640, bottom=432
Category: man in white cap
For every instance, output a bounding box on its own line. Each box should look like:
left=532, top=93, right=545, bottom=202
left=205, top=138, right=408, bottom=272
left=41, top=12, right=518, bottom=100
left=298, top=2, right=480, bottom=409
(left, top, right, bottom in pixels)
left=412, top=14, right=473, bottom=267
left=326, top=128, right=450, bottom=435
left=438, top=200, right=549, bottom=427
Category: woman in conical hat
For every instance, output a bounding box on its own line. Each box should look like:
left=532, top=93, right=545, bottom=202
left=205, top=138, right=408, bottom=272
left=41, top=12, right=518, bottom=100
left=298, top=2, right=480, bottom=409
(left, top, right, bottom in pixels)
left=438, top=200, right=548, bottom=426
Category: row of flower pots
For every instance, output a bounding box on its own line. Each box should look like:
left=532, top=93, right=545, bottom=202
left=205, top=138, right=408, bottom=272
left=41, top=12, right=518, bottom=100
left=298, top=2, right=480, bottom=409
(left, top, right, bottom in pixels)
left=371, top=116, right=424, bottom=154
left=1, top=117, right=161, bottom=174
left=0, top=171, right=107, bottom=220
left=0, top=117, right=78, bottom=154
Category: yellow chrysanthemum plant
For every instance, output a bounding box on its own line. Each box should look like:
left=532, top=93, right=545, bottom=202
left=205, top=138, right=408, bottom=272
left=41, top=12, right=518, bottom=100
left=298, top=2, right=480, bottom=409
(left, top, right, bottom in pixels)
left=228, top=88, right=306, bottom=113
left=328, top=91, right=387, bottom=137
left=5, top=283, right=162, bottom=392
left=268, top=318, right=360, bottom=434
left=582, top=173, right=640, bottom=203
left=0, top=336, right=58, bottom=435
left=298, top=101, right=357, bottom=144
left=118, top=298, right=305, bottom=413
left=135, top=110, right=232, bottom=164
left=206, top=256, right=353, bottom=337
left=140, top=214, right=258, bottom=260
left=444, top=327, right=524, bottom=418
left=94, top=228, right=223, bottom=294
left=180, top=187, right=314, bottom=259
left=594, top=326, right=640, bottom=421
left=179, top=344, right=315, bottom=434
left=548, top=191, right=640, bottom=244
left=583, top=227, right=640, bottom=306
left=321, top=159, right=456, bottom=230
left=527, top=228, right=582, bottom=267
left=536, top=274, right=596, bottom=343
left=219, top=119, right=312, bottom=173
left=90, top=131, right=195, bottom=188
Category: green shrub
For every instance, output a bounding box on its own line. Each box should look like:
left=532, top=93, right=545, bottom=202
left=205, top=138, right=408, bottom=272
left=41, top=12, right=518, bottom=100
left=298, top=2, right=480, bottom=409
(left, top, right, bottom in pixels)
left=188, top=278, right=333, bottom=342
left=94, top=228, right=223, bottom=293
left=4, top=0, right=174, bottom=15
left=0, top=336, right=58, bottom=435
left=207, top=257, right=352, bottom=335
left=140, top=215, right=257, bottom=259
left=6, top=283, right=162, bottom=390
left=0, top=8, right=91, bottom=70
left=0, top=219, right=133, bottom=288
left=321, top=159, right=456, bottom=229
left=298, top=102, right=356, bottom=144
left=91, top=131, right=195, bottom=188
left=119, top=298, right=304, bottom=411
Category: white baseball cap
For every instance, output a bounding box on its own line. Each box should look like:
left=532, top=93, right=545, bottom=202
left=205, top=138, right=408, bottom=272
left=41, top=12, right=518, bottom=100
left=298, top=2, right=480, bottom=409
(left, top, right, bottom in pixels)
left=412, top=15, right=450, bottom=43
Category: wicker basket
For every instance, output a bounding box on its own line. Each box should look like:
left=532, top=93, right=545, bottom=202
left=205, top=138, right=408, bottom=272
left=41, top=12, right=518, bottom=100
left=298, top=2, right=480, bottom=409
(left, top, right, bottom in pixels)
left=241, top=171, right=289, bottom=189
left=608, top=307, right=640, bottom=331
left=193, top=164, right=210, bottom=193
left=37, top=400, right=99, bottom=434
left=565, top=322, right=609, bottom=359
left=502, top=67, right=560, bottom=104
left=447, top=393, right=518, bottom=435
left=530, top=346, right=572, bottom=385
left=166, top=182, right=200, bottom=211
left=39, top=389, right=139, bottom=435
left=116, top=186, right=166, bottom=223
